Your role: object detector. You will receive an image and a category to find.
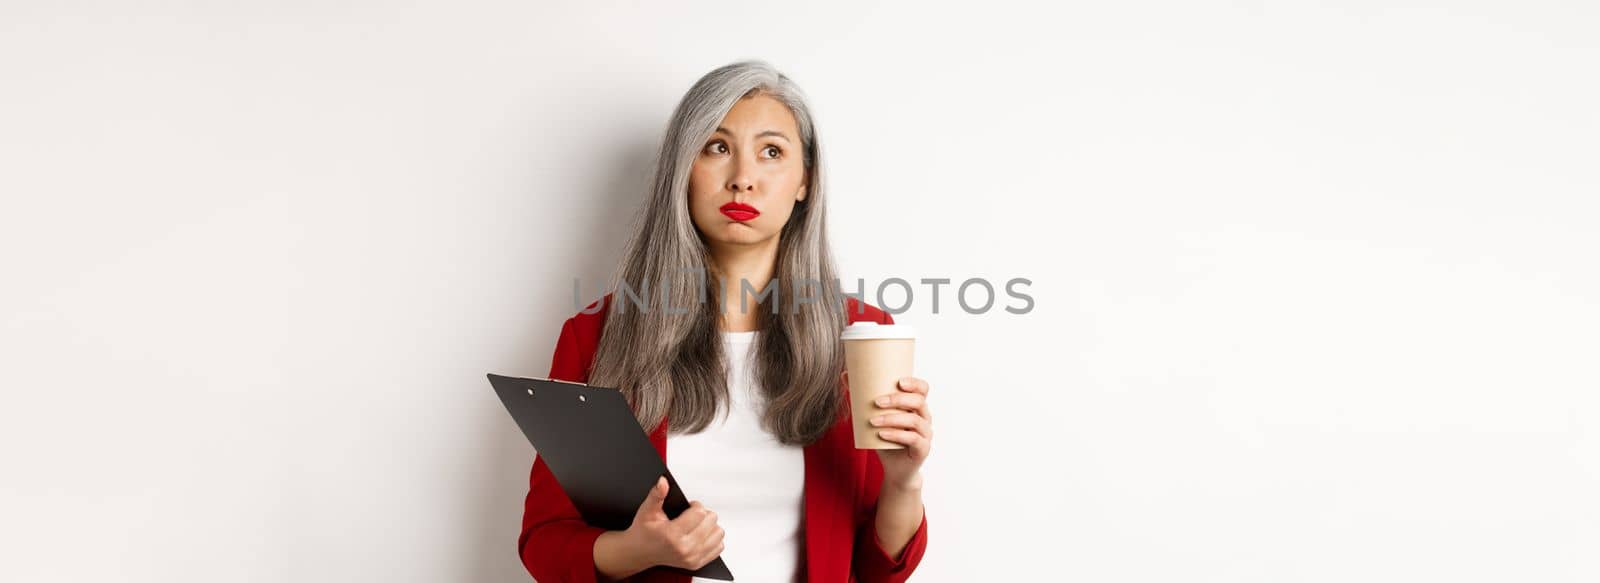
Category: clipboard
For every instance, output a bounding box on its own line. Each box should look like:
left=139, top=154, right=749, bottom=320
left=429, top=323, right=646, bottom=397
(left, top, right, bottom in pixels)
left=488, top=373, right=734, bottom=581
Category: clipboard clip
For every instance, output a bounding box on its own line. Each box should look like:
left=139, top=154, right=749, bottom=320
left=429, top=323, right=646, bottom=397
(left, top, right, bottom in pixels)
left=524, top=376, right=604, bottom=403
left=521, top=376, right=599, bottom=400
left=526, top=375, right=591, bottom=387
left=516, top=376, right=626, bottom=407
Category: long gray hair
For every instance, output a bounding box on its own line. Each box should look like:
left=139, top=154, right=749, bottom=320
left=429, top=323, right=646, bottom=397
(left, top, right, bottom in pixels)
left=587, top=60, right=849, bottom=446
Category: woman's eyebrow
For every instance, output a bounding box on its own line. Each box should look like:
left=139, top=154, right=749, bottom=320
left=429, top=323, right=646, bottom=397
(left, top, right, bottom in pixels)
left=714, top=126, right=792, bottom=143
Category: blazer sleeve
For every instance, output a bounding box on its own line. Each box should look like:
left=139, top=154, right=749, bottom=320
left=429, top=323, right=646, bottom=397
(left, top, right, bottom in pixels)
left=851, top=309, right=931, bottom=582
left=518, top=317, right=609, bottom=583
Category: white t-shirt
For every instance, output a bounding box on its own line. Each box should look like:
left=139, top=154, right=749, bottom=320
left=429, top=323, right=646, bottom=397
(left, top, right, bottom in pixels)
left=667, top=330, right=806, bottom=583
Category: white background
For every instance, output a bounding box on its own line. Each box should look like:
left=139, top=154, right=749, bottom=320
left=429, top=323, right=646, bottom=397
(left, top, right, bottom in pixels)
left=3, top=1, right=1597, bottom=581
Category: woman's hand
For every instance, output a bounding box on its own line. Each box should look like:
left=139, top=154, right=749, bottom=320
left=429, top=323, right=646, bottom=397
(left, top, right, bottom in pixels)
left=603, top=477, right=725, bottom=577
left=869, top=376, right=933, bottom=490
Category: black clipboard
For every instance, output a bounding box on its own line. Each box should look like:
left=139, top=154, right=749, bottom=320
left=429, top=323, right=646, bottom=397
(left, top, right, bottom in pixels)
left=488, top=373, right=734, bottom=581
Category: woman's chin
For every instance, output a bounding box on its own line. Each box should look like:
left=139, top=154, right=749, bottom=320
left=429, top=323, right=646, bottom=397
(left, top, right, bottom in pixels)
left=707, top=226, right=775, bottom=247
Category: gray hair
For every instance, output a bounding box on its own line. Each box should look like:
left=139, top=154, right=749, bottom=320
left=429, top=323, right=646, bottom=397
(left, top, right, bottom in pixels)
left=586, top=60, right=848, bottom=445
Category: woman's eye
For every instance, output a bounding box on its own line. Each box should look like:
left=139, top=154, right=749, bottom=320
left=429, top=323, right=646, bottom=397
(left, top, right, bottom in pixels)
left=763, top=146, right=781, bottom=159
left=705, top=141, right=728, bottom=155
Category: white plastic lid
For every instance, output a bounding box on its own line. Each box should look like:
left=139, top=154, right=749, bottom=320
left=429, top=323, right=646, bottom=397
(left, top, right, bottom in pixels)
left=840, top=321, right=916, bottom=340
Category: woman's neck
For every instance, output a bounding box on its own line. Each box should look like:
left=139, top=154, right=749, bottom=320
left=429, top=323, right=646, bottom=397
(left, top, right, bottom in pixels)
left=708, top=236, right=780, bottom=332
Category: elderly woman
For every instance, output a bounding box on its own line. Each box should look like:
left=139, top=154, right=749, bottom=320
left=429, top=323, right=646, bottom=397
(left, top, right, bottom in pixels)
left=519, top=60, right=932, bottom=583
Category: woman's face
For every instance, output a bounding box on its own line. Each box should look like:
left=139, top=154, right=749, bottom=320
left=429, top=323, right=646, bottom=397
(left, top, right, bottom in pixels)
left=688, top=94, right=808, bottom=249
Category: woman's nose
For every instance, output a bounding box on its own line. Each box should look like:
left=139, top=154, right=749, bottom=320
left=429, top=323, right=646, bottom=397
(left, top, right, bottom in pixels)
left=726, top=167, right=754, bottom=192
left=727, top=178, right=754, bottom=192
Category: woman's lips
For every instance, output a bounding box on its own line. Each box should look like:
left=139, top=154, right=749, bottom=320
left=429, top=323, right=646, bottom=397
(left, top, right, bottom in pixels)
left=719, top=202, right=760, bottom=222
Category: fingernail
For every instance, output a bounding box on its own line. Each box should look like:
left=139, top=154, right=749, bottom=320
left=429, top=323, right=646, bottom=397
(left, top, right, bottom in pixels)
left=870, top=416, right=883, bottom=425
left=875, top=396, right=890, bottom=406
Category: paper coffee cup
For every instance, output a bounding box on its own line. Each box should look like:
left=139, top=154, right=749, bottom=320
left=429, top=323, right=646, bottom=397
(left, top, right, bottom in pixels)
left=842, top=322, right=916, bottom=450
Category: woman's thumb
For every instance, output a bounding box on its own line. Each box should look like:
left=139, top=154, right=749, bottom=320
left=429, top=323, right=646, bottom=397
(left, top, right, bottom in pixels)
left=640, top=476, right=667, bottom=510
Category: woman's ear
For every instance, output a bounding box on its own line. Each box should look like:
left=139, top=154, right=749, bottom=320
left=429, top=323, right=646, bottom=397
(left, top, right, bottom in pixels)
left=796, top=182, right=808, bottom=202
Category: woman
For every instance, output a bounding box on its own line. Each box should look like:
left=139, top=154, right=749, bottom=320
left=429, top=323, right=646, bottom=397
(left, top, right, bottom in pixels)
left=519, top=61, right=932, bottom=583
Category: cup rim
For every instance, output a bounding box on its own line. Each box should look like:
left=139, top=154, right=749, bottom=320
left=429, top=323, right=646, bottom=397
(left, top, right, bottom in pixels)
left=841, top=321, right=916, bottom=340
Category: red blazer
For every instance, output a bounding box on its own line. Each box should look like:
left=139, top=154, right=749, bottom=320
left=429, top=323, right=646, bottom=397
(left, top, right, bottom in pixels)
left=518, top=294, right=929, bottom=582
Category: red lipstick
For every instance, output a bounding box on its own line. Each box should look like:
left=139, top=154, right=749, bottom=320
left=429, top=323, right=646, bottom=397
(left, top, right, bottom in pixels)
left=719, top=202, right=760, bottom=222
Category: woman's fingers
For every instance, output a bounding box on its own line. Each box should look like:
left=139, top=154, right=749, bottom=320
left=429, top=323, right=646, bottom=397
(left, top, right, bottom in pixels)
left=703, top=525, right=725, bottom=559
left=869, top=411, right=928, bottom=436
left=896, top=376, right=930, bottom=394
left=685, top=506, right=723, bottom=558
left=876, top=428, right=932, bottom=457
left=683, top=503, right=719, bottom=539
left=694, top=538, right=727, bottom=569
left=874, top=391, right=929, bottom=420
left=871, top=378, right=935, bottom=463
left=675, top=501, right=712, bottom=531
left=875, top=428, right=920, bottom=444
